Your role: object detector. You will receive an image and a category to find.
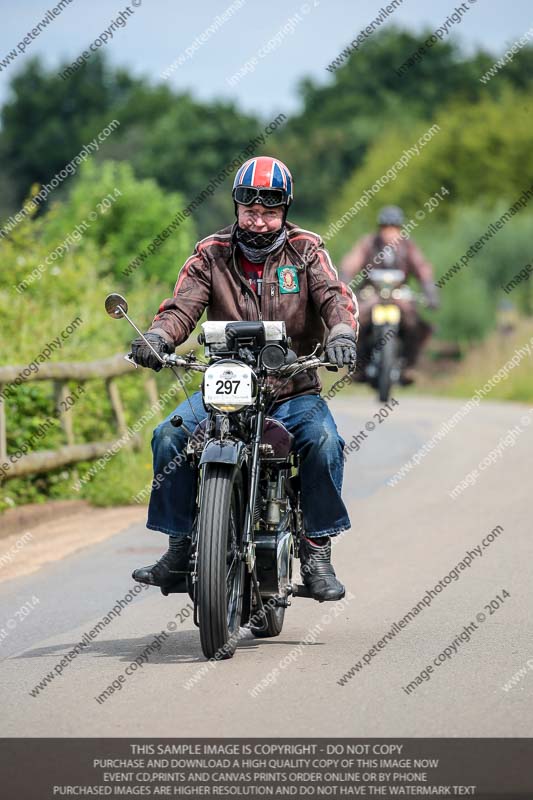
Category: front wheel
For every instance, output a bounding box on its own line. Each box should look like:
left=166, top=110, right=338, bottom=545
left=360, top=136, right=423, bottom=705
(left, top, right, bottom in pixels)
left=378, top=330, right=397, bottom=403
left=197, top=464, right=245, bottom=660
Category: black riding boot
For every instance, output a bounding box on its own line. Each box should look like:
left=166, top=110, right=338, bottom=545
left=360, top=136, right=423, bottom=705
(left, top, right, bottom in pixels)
left=132, top=536, right=190, bottom=589
left=299, top=536, right=345, bottom=602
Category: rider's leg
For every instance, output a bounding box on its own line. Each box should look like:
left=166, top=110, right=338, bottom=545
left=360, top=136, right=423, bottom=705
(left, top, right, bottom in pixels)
left=133, top=390, right=207, bottom=587
left=272, top=394, right=349, bottom=601
left=399, top=301, right=431, bottom=374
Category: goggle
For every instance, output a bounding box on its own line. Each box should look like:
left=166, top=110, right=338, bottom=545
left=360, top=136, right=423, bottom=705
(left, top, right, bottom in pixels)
left=233, top=185, right=287, bottom=207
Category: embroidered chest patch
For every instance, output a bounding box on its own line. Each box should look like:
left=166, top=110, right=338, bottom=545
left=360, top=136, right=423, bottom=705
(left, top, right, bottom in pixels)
left=277, top=265, right=300, bottom=294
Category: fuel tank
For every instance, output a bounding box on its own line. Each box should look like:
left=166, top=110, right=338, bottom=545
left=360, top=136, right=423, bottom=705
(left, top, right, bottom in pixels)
left=191, top=417, right=294, bottom=459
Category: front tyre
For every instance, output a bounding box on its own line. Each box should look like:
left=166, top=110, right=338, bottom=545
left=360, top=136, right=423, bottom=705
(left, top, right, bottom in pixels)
left=197, top=464, right=245, bottom=660
left=378, top=329, right=396, bottom=403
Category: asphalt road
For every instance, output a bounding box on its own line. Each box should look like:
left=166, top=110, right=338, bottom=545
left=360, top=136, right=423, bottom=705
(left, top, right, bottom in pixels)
left=1, top=394, right=531, bottom=737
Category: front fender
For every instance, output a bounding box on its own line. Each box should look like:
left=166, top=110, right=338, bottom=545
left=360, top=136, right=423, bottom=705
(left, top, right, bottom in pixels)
left=199, top=438, right=247, bottom=467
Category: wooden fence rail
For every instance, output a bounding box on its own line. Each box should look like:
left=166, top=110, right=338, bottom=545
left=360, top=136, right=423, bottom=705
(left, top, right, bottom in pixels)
left=0, top=355, right=160, bottom=482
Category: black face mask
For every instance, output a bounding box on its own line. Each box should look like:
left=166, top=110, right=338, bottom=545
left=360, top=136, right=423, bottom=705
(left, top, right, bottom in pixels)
left=235, top=226, right=283, bottom=249
left=234, top=224, right=288, bottom=264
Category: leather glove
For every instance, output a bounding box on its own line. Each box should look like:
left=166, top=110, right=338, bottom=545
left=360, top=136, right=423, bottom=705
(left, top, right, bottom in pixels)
left=326, top=332, right=357, bottom=370
left=422, top=281, right=440, bottom=310
left=131, top=333, right=172, bottom=371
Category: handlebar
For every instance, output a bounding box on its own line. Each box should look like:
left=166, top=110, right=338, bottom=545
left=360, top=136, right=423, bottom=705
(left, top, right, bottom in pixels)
left=125, top=352, right=338, bottom=375
left=361, top=284, right=429, bottom=307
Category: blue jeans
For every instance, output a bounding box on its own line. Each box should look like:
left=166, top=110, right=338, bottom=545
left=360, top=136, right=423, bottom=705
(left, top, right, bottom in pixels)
left=147, top=391, right=350, bottom=539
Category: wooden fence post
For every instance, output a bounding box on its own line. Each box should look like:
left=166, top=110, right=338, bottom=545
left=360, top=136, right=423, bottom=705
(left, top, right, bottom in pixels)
left=144, top=376, right=160, bottom=414
left=53, top=381, right=75, bottom=446
left=106, top=377, right=127, bottom=436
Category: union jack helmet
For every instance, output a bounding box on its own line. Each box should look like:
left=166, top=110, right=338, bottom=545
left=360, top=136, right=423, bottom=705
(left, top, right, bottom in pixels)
left=232, top=156, right=294, bottom=208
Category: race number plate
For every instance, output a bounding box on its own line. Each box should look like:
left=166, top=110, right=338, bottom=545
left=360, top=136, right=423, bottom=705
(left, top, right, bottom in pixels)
left=372, top=304, right=401, bottom=325
left=203, top=362, right=254, bottom=407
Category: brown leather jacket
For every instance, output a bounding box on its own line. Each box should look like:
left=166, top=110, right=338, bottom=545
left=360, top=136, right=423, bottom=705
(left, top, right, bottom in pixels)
left=149, top=221, right=359, bottom=401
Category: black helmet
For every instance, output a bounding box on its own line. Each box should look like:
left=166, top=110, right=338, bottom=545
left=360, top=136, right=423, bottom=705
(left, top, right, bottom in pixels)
left=378, top=205, right=404, bottom=227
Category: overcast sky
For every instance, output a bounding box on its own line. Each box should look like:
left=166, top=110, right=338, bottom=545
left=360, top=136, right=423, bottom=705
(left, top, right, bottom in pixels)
left=1, top=0, right=531, bottom=116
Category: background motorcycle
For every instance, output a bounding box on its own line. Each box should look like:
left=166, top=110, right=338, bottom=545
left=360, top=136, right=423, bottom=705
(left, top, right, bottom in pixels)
left=359, top=268, right=426, bottom=403
left=105, top=293, right=337, bottom=661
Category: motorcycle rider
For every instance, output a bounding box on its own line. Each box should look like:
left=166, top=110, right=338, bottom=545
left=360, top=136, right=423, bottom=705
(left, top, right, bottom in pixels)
left=130, top=156, right=358, bottom=603
left=341, top=205, right=438, bottom=383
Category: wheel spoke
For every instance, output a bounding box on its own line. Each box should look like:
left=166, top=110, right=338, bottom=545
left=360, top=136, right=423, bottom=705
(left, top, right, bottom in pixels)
left=226, top=494, right=243, bottom=631
left=226, top=552, right=238, bottom=587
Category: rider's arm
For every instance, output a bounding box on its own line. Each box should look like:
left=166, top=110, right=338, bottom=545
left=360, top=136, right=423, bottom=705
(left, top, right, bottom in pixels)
left=406, top=240, right=434, bottom=284
left=340, top=235, right=372, bottom=282
left=307, top=238, right=359, bottom=340
left=148, top=244, right=211, bottom=346
left=406, top=240, right=439, bottom=308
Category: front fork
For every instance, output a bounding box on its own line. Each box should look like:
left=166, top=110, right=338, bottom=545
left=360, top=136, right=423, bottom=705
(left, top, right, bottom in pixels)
left=187, top=404, right=267, bottom=628
left=189, top=400, right=301, bottom=628
left=242, top=404, right=268, bottom=621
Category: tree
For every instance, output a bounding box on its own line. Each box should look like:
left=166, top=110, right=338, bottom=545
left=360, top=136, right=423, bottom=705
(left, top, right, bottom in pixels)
left=0, top=55, right=140, bottom=205
left=0, top=159, right=196, bottom=510
left=52, top=159, right=195, bottom=285
left=274, top=28, right=533, bottom=224
left=129, top=94, right=262, bottom=234
left=0, top=56, right=262, bottom=234
left=327, top=87, right=533, bottom=255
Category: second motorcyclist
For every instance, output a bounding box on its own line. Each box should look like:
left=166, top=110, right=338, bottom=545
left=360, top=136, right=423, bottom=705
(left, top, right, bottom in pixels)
left=341, top=205, right=439, bottom=383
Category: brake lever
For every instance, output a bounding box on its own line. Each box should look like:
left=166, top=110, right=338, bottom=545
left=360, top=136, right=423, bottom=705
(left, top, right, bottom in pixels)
left=278, top=357, right=338, bottom=377
left=318, top=354, right=338, bottom=372
left=124, top=353, right=138, bottom=368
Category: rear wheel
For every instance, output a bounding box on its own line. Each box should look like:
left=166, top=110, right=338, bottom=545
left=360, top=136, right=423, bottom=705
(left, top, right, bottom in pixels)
left=197, top=464, right=245, bottom=659
left=251, top=533, right=293, bottom=639
left=250, top=603, right=285, bottom=638
left=378, top=331, right=396, bottom=403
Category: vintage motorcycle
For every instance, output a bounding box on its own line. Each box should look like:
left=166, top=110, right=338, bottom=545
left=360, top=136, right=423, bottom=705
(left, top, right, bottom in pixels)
left=105, top=293, right=338, bottom=661
left=359, top=268, right=425, bottom=403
